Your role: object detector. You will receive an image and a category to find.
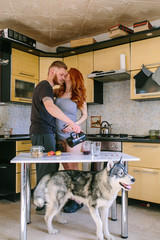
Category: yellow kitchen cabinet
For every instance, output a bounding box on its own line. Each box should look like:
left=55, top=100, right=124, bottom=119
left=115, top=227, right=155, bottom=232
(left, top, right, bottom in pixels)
left=130, top=68, right=160, bottom=100
left=39, top=57, right=62, bottom=81
left=128, top=166, right=160, bottom=204
left=77, top=52, right=94, bottom=103
left=16, top=140, right=36, bottom=193
left=94, top=43, right=130, bottom=72
left=131, top=37, right=160, bottom=71
left=123, top=142, right=160, bottom=204
left=64, top=52, right=102, bottom=103
left=12, top=48, right=39, bottom=80
left=63, top=55, right=77, bottom=69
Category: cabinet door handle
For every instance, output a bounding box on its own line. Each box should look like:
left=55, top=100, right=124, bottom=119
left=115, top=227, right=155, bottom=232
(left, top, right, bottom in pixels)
left=20, top=72, right=35, bottom=77
left=21, top=142, right=30, bottom=145
left=133, top=145, right=159, bottom=148
left=133, top=170, right=159, bottom=175
left=140, top=94, right=160, bottom=97
left=18, top=98, right=32, bottom=102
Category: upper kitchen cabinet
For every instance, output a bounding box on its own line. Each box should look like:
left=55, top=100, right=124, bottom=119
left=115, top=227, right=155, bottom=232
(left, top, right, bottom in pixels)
left=39, top=57, right=62, bottom=81
left=131, top=37, right=160, bottom=71
left=12, top=48, right=39, bottom=80
left=94, top=43, right=130, bottom=72
left=130, top=68, right=160, bottom=100
left=64, top=52, right=103, bottom=104
left=63, top=55, right=77, bottom=69
left=130, top=37, right=160, bottom=100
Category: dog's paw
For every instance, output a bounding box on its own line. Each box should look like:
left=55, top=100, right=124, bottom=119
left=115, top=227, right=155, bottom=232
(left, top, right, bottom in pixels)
left=58, top=218, right=67, bottom=224
left=48, top=228, right=58, bottom=235
left=34, top=197, right=45, bottom=208
left=104, top=234, right=114, bottom=240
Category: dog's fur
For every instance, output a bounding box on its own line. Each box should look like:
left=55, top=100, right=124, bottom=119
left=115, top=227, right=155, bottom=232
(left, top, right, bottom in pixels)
left=33, top=158, right=135, bottom=240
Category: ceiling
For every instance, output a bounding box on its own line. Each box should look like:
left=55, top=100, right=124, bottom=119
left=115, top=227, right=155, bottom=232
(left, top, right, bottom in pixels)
left=1, top=0, right=160, bottom=48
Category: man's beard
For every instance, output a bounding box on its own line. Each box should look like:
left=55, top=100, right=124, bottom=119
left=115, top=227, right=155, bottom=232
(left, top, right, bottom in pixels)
left=53, top=73, right=60, bottom=85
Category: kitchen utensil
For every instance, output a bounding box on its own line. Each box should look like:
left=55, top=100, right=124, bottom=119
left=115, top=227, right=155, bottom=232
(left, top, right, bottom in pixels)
left=30, top=146, right=45, bottom=158
left=100, top=121, right=112, bottom=134
left=66, top=132, right=86, bottom=148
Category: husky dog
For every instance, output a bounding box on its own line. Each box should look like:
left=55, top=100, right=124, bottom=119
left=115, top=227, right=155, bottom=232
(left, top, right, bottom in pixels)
left=34, top=158, right=135, bottom=240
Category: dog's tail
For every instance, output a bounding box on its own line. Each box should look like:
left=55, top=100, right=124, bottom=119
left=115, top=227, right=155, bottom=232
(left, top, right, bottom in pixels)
left=33, top=174, right=50, bottom=208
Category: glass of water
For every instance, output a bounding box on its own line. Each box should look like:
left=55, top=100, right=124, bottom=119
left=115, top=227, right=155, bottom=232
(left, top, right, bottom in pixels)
left=93, top=142, right=101, bottom=156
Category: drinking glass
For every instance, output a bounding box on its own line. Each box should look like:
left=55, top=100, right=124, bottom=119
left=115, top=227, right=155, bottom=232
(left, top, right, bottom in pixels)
left=82, top=141, right=91, bottom=155
left=93, top=142, right=101, bottom=156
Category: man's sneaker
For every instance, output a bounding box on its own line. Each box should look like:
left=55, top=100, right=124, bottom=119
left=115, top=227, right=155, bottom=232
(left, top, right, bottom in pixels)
left=36, top=205, right=46, bottom=215
left=63, top=199, right=84, bottom=213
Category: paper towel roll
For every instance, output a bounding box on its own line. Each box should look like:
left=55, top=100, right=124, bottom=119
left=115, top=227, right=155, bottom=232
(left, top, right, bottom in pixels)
left=120, top=54, right=126, bottom=70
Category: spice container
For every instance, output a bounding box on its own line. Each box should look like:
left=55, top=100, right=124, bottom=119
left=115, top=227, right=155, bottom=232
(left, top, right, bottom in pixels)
left=149, top=130, right=158, bottom=139
left=30, top=146, right=45, bottom=158
left=156, top=130, right=160, bottom=139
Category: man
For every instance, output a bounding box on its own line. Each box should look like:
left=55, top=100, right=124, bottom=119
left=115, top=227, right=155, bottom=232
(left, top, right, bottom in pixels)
left=30, top=61, right=81, bottom=187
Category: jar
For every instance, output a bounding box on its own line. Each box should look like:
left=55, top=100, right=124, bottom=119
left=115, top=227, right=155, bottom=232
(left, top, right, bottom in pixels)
left=30, top=146, right=45, bottom=158
left=149, top=130, right=158, bottom=139
left=156, top=130, right=160, bottom=139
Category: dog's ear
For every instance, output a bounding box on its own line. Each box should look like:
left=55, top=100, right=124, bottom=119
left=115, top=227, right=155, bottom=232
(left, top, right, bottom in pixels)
left=107, top=159, right=114, bottom=171
left=117, top=156, right=123, bottom=164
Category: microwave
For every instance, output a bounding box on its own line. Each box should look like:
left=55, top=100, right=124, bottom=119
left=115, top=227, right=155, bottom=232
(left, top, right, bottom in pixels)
left=11, top=75, right=38, bottom=103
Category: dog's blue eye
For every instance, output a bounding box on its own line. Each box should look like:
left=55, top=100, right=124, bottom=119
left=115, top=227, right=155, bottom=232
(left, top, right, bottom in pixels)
left=118, top=171, right=124, bottom=177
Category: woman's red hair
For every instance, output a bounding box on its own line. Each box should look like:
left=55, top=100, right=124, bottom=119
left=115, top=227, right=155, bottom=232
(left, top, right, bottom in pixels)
left=57, top=68, right=86, bottom=109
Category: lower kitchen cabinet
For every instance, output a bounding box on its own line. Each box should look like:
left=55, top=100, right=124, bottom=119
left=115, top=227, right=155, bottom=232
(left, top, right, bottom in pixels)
left=16, top=140, right=37, bottom=193
left=123, top=142, right=160, bottom=204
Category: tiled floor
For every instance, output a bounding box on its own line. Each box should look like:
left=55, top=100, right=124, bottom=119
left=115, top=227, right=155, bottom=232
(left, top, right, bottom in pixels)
left=0, top=198, right=160, bottom=240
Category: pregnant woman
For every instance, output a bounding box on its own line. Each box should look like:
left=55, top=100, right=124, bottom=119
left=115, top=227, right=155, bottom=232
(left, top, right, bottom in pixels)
left=55, top=68, right=87, bottom=213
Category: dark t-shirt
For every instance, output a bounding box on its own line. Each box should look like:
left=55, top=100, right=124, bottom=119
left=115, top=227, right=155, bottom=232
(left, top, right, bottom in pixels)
left=30, top=80, right=56, bottom=134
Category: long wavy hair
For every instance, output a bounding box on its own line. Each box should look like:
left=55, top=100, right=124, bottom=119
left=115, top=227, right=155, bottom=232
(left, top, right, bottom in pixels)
left=57, top=68, right=86, bottom=110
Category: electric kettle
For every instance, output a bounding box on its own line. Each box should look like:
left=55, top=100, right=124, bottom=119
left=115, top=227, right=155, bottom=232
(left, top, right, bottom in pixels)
left=66, top=132, right=86, bottom=148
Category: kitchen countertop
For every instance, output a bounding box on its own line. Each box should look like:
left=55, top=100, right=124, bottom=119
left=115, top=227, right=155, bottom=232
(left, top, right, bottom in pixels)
left=0, top=134, right=30, bottom=142
left=86, top=134, right=160, bottom=143
left=0, top=134, right=160, bottom=144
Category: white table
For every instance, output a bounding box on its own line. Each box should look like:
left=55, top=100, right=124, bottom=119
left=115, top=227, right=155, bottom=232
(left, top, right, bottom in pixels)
left=11, top=151, right=139, bottom=240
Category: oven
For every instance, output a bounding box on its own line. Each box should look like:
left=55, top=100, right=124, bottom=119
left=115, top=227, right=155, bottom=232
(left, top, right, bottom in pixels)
left=101, top=141, right=122, bottom=152
left=11, top=75, right=38, bottom=103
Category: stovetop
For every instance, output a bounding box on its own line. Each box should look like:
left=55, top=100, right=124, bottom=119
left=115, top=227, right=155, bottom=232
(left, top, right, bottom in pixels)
left=86, top=133, right=149, bottom=139
left=86, top=133, right=129, bottom=139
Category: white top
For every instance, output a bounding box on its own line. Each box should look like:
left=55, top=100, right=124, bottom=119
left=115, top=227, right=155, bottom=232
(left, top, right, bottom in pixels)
left=11, top=151, right=140, bottom=164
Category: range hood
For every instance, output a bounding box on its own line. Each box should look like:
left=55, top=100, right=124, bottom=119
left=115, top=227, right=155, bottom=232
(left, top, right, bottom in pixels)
left=87, top=69, right=130, bottom=82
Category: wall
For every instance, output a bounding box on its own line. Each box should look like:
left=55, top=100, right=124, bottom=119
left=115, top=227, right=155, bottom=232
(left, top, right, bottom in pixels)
left=0, top=103, right=31, bottom=135
left=87, top=80, right=160, bottom=136
left=1, top=80, right=160, bottom=136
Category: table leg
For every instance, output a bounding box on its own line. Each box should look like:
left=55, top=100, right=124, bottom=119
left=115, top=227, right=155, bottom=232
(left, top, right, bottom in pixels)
left=26, top=163, right=31, bottom=224
left=121, top=161, right=128, bottom=238
left=111, top=199, right=117, bottom=221
left=20, top=163, right=27, bottom=240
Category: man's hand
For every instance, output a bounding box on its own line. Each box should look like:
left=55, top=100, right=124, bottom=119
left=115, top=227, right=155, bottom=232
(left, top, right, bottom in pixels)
left=70, top=122, right=81, bottom=133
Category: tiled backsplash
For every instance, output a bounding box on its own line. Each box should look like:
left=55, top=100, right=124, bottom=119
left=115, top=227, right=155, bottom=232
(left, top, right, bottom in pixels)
left=0, top=103, right=31, bottom=135
left=87, top=80, right=160, bottom=135
left=1, top=80, right=160, bottom=136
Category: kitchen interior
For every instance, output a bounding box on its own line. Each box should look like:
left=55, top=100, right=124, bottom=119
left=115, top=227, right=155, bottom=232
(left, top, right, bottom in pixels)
left=0, top=0, right=160, bottom=240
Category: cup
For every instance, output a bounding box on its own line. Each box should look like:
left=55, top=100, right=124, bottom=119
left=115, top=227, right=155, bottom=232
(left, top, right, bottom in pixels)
left=82, top=141, right=91, bottom=155
left=93, top=142, right=101, bottom=156
left=4, top=128, right=11, bottom=138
